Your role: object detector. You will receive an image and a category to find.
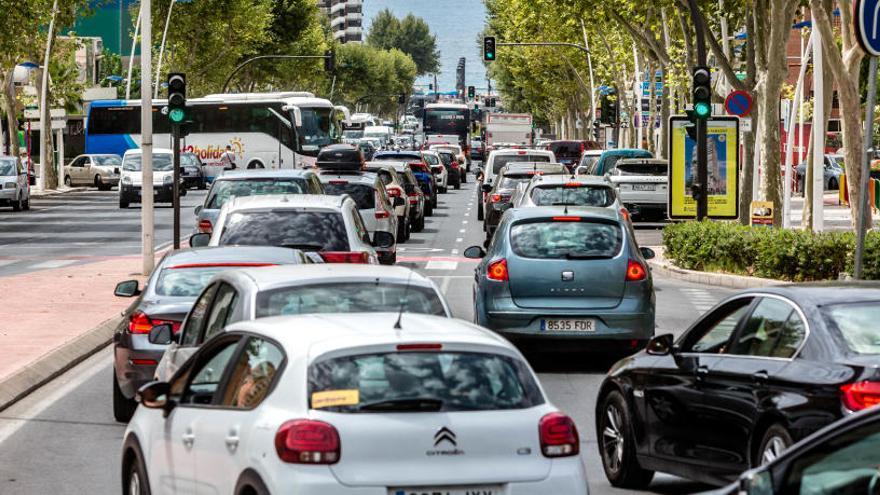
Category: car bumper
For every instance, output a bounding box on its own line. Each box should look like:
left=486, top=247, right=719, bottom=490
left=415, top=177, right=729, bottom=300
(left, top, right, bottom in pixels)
left=120, top=184, right=176, bottom=203
left=114, top=336, right=166, bottom=399
left=0, top=189, right=18, bottom=201
left=99, top=176, right=120, bottom=185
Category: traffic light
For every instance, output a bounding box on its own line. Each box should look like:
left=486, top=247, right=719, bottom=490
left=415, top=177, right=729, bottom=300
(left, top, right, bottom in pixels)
left=166, top=73, right=187, bottom=128
left=467, top=86, right=475, bottom=99
left=324, top=50, right=335, bottom=73
left=489, top=97, right=496, bottom=108
left=692, top=66, right=711, bottom=119
left=592, top=121, right=600, bottom=140
left=429, top=83, right=433, bottom=91
left=484, top=36, right=496, bottom=61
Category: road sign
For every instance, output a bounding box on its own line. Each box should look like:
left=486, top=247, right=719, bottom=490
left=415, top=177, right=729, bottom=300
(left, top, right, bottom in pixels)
left=856, top=0, right=880, bottom=56
left=724, top=90, right=753, bottom=117
left=740, top=117, right=752, bottom=132
left=23, top=108, right=66, bottom=120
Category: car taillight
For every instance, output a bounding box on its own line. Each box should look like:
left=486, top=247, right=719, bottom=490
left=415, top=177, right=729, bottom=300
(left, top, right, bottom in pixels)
left=320, top=251, right=370, bottom=264
left=490, top=194, right=502, bottom=203
left=451, top=162, right=459, bottom=169
left=539, top=412, right=579, bottom=458
left=620, top=208, right=631, bottom=222
left=387, top=187, right=401, bottom=197
left=487, top=259, right=509, bottom=281
left=841, top=381, right=880, bottom=412
left=552, top=216, right=581, bottom=221
left=129, top=311, right=181, bottom=334
left=397, top=343, right=443, bottom=351
left=375, top=210, right=390, bottom=219
left=626, top=259, right=648, bottom=281
left=275, top=419, right=340, bottom=464
left=197, top=219, right=213, bottom=233
left=564, top=182, right=582, bottom=187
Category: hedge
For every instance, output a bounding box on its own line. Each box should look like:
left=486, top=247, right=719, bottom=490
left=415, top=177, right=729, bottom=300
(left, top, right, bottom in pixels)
left=662, top=221, right=880, bottom=281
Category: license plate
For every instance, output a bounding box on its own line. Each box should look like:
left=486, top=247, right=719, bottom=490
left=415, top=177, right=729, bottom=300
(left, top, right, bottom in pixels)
left=541, top=319, right=596, bottom=332
left=390, top=486, right=500, bottom=495
left=632, top=184, right=656, bottom=191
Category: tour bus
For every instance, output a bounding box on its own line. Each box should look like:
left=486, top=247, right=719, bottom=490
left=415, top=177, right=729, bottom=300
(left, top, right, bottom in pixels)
left=423, top=102, right=471, bottom=155
left=85, top=92, right=346, bottom=180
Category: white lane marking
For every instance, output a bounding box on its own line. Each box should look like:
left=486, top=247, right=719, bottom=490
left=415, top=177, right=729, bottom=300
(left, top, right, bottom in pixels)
left=680, top=288, right=718, bottom=312
left=455, top=238, right=463, bottom=243
left=461, top=220, right=468, bottom=224
left=29, top=259, right=78, bottom=269
left=0, top=350, right=112, bottom=445
left=425, top=260, right=458, bottom=271
left=459, top=229, right=466, bottom=233
left=0, top=260, right=18, bottom=268
left=464, top=213, right=470, bottom=217
left=451, top=248, right=459, bottom=255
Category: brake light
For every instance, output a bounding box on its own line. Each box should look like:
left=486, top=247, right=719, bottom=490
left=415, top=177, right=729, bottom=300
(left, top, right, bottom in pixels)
left=620, top=208, right=631, bottom=222
left=626, top=259, right=648, bottom=281
left=841, top=381, right=880, bottom=412
left=275, top=419, right=340, bottom=464
left=397, top=343, right=443, bottom=351
left=130, top=358, right=158, bottom=366
left=198, top=219, right=213, bottom=233
left=129, top=311, right=181, bottom=334
left=320, top=251, right=370, bottom=264
left=552, top=216, right=581, bottom=222
left=375, top=210, right=390, bottom=219
left=387, top=187, right=401, bottom=197
left=329, top=180, right=348, bottom=185
left=487, top=259, right=509, bottom=281
left=451, top=162, right=459, bottom=169
left=490, top=194, right=502, bottom=203
left=518, top=151, right=527, bottom=155
left=539, top=412, right=579, bottom=458
left=564, top=182, right=582, bottom=187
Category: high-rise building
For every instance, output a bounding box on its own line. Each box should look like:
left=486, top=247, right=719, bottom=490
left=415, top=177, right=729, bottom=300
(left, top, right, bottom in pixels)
left=317, top=0, right=363, bottom=44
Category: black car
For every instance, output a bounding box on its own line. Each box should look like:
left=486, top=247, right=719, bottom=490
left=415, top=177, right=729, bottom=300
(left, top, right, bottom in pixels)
left=181, top=152, right=207, bottom=190
left=111, top=246, right=310, bottom=422
left=711, top=406, right=880, bottom=495
left=595, top=283, right=880, bottom=488
left=437, top=150, right=461, bottom=189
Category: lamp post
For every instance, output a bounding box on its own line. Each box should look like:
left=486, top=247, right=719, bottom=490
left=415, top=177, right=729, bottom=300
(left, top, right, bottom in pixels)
left=154, top=0, right=177, bottom=99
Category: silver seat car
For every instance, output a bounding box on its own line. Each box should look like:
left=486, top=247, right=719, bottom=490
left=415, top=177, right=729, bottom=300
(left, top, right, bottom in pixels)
left=151, top=264, right=452, bottom=380
left=0, top=156, right=30, bottom=211
left=465, top=206, right=656, bottom=356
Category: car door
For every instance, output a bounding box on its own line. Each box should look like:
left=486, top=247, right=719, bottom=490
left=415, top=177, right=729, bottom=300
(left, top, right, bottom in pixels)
left=151, top=334, right=243, bottom=494
left=160, top=283, right=219, bottom=381
left=66, top=157, right=81, bottom=184
left=699, top=296, right=808, bottom=471
left=193, top=335, right=285, bottom=494
left=641, top=297, right=755, bottom=469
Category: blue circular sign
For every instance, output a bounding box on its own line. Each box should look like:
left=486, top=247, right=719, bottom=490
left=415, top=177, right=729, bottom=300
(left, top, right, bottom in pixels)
left=724, top=90, right=753, bottom=117
left=857, top=0, right=880, bottom=56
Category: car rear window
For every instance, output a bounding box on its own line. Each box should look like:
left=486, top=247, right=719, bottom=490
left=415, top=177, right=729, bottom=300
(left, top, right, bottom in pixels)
left=614, top=162, right=667, bottom=176
left=422, top=154, right=440, bottom=166
left=323, top=182, right=375, bottom=209
left=530, top=184, right=615, bottom=207
left=308, top=351, right=544, bottom=413
left=409, top=163, right=430, bottom=173
left=219, top=210, right=349, bottom=251
left=493, top=154, right=551, bottom=173
left=498, top=174, right=535, bottom=189
left=438, top=152, right=455, bottom=166
left=256, top=282, right=446, bottom=318
left=548, top=142, right=582, bottom=158
left=823, top=303, right=880, bottom=355
left=207, top=179, right=309, bottom=209
left=154, top=266, right=229, bottom=297
left=510, top=220, right=622, bottom=259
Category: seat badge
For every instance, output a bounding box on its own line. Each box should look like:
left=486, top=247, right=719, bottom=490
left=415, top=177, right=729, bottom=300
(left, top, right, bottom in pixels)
left=561, top=271, right=574, bottom=282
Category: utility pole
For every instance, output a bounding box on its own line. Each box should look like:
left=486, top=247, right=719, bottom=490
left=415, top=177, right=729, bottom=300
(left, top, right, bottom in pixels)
left=154, top=0, right=177, bottom=99
left=686, top=0, right=709, bottom=221
left=141, top=0, right=154, bottom=275
left=855, top=56, right=877, bottom=279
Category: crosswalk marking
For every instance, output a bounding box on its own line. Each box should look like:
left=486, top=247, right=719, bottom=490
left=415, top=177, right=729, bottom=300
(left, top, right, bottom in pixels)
left=425, top=260, right=458, bottom=271
left=680, top=287, right=718, bottom=313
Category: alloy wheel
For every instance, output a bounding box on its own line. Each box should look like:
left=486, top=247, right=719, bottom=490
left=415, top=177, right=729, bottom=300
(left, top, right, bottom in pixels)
left=603, top=403, right=625, bottom=473
left=128, top=467, right=141, bottom=495
left=761, top=436, right=787, bottom=464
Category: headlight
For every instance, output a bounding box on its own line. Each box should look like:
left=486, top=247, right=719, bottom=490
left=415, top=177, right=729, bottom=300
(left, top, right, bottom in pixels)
left=164, top=175, right=173, bottom=184
left=122, top=176, right=132, bottom=185
left=4, top=182, right=16, bottom=189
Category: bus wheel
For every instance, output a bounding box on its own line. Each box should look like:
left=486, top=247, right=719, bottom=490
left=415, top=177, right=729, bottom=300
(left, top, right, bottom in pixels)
left=247, top=161, right=264, bottom=170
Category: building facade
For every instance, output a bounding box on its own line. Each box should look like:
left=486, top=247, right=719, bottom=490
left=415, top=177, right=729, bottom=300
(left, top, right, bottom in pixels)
left=317, top=0, right=364, bottom=44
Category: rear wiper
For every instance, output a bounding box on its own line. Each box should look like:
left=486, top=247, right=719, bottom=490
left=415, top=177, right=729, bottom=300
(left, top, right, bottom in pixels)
left=551, top=202, right=579, bottom=206
left=358, top=397, right=444, bottom=412
left=280, top=243, right=324, bottom=251
left=565, top=253, right=610, bottom=260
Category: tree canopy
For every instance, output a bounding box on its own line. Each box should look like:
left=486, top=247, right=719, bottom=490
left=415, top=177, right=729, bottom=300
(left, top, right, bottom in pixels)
left=366, top=8, right=440, bottom=76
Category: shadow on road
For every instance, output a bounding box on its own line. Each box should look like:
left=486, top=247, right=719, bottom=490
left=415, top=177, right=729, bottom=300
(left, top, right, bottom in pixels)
left=524, top=352, right=620, bottom=374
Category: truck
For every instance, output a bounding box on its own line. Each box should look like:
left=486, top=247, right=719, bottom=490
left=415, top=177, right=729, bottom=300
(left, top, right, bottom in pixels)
left=484, top=113, right=534, bottom=150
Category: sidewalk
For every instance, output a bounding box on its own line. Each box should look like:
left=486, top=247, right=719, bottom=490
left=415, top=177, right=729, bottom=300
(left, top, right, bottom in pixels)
left=29, top=185, right=88, bottom=198
left=788, top=192, right=879, bottom=230
left=0, top=256, right=144, bottom=410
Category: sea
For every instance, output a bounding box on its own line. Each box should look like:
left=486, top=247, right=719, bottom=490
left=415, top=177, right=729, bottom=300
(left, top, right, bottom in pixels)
left=363, top=0, right=489, bottom=95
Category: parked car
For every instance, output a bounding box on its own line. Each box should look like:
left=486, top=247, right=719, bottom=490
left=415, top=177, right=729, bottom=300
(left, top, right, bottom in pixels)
left=422, top=150, right=448, bottom=193
left=195, top=169, right=324, bottom=234
left=118, top=148, right=182, bottom=209
left=795, top=154, right=843, bottom=192
left=595, top=283, right=880, bottom=489
left=152, top=264, right=453, bottom=380
left=64, top=154, right=121, bottom=190
left=483, top=162, right=568, bottom=240
left=466, top=206, right=655, bottom=355
left=0, top=155, right=30, bottom=211
left=589, top=149, right=653, bottom=176
left=364, top=161, right=412, bottom=241
left=193, top=194, right=393, bottom=264
left=123, top=313, right=588, bottom=494
left=110, top=246, right=310, bottom=422
left=605, top=158, right=669, bottom=220
left=318, top=170, right=398, bottom=265
left=180, top=152, right=207, bottom=190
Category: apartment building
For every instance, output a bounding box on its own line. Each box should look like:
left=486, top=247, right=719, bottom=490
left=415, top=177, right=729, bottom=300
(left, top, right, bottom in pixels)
left=317, top=0, right=364, bottom=44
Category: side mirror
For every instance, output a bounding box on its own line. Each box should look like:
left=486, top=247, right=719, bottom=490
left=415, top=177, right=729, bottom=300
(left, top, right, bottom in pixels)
left=194, top=205, right=202, bottom=215
left=137, top=381, right=172, bottom=412
left=148, top=324, right=175, bottom=345
left=115, top=280, right=141, bottom=297
left=640, top=247, right=656, bottom=260
left=463, top=246, right=486, bottom=259
left=393, top=197, right=405, bottom=207
left=372, top=231, right=395, bottom=249
left=646, top=333, right=675, bottom=356
left=481, top=183, right=493, bottom=193
left=189, top=232, right=211, bottom=248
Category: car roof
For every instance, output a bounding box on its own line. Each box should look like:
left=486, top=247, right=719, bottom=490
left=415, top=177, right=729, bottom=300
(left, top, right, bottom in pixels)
left=740, top=282, right=880, bottom=306
left=158, top=246, right=307, bottom=266
left=599, top=149, right=652, bottom=157
left=616, top=158, right=668, bottom=165
left=317, top=171, right=379, bottom=185
left=365, top=161, right=407, bottom=170
left=226, top=193, right=345, bottom=211
left=491, top=149, right=554, bottom=157
left=502, top=163, right=568, bottom=174
left=222, top=264, right=437, bottom=292
left=530, top=174, right=612, bottom=186
left=374, top=151, right=421, bottom=159
left=226, top=312, right=515, bottom=360
left=214, top=169, right=316, bottom=180
left=506, top=205, right=621, bottom=222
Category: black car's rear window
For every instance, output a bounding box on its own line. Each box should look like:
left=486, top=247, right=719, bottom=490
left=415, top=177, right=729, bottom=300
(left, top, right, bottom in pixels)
left=323, top=182, right=375, bottom=209
left=493, top=154, right=551, bottom=173
left=219, top=210, right=349, bottom=251
left=614, top=162, right=667, bottom=176
left=510, top=220, right=622, bottom=259
left=308, top=351, right=544, bottom=413
left=823, top=302, right=880, bottom=355
left=531, top=184, right=615, bottom=207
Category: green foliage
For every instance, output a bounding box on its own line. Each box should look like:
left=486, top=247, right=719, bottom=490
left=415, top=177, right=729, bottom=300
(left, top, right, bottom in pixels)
left=334, top=43, right=417, bottom=117
left=662, top=221, right=879, bottom=281
left=366, top=9, right=440, bottom=76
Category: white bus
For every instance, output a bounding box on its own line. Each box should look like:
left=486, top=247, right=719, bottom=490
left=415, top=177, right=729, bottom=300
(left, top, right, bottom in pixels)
left=85, top=92, right=346, bottom=180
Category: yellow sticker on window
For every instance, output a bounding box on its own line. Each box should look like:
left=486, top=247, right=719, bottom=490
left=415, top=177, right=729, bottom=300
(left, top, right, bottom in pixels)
left=311, top=389, right=360, bottom=409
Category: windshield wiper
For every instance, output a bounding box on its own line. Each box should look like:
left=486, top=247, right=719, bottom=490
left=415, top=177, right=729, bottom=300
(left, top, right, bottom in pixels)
left=565, top=253, right=610, bottom=260
left=551, top=202, right=580, bottom=206
left=358, top=397, right=444, bottom=412
left=280, top=243, right=324, bottom=252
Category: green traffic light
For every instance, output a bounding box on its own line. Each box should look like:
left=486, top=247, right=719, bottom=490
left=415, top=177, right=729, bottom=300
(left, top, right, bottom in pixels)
left=169, top=108, right=185, bottom=123
left=694, top=102, right=710, bottom=118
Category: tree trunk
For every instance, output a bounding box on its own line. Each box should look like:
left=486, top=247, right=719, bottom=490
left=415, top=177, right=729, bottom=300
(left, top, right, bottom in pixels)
left=1, top=70, right=20, bottom=159
left=739, top=124, right=756, bottom=225
left=33, top=68, right=57, bottom=189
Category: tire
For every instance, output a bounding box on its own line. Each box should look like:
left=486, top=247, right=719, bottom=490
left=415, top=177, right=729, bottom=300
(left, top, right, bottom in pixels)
left=598, top=390, right=655, bottom=489
left=119, top=198, right=129, bottom=209
left=12, top=194, right=22, bottom=212
left=122, top=446, right=152, bottom=495
left=828, top=178, right=838, bottom=190
left=247, top=161, right=264, bottom=170
left=756, top=423, right=793, bottom=466
left=414, top=214, right=425, bottom=232
left=198, top=179, right=207, bottom=190
left=397, top=220, right=407, bottom=242
left=404, top=218, right=412, bottom=241
left=113, top=371, right=137, bottom=423
left=461, top=172, right=467, bottom=184
left=64, top=175, right=72, bottom=187
left=425, top=201, right=434, bottom=217
left=235, top=470, right=270, bottom=495
left=22, top=196, right=29, bottom=210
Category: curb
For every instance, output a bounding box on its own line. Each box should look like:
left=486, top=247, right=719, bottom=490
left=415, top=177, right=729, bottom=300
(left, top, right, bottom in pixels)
left=648, top=258, right=782, bottom=289
left=30, top=187, right=89, bottom=198
left=0, top=316, right=121, bottom=412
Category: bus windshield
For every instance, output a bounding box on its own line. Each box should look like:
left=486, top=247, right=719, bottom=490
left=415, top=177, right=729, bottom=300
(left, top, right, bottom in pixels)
left=298, top=107, right=339, bottom=157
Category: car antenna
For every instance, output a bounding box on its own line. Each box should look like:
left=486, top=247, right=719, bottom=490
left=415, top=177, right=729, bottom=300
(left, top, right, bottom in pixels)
left=394, top=269, right=415, bottom=330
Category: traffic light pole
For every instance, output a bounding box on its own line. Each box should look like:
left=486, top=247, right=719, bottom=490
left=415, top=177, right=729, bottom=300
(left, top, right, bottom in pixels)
left=172, top=128, right=181, bottom=250
left=686, top=0, right=709, bottom=221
